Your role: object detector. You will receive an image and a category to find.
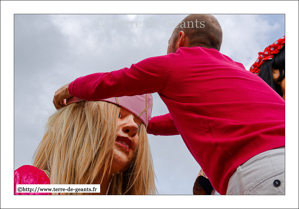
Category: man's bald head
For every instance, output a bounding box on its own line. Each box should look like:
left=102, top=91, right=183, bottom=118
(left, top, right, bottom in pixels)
left=171, top=14, right=222, bottom=51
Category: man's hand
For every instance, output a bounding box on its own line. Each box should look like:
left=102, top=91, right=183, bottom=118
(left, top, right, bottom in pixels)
left=53, top=82, right=72, bottom=110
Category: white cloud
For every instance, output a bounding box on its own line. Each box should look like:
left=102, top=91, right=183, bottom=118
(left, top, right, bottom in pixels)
left=216, top=14, right=284, bottom=70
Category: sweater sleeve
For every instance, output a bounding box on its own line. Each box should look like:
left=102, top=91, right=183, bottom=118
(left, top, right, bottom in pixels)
left=14, top=165, right=51, bottom=195
left=69, top=55, right=171, bottom=100
left=147, top=113, right=180, bottom=136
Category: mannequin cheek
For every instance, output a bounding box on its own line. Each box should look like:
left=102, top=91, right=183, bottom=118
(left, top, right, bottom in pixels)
left=272, top=69, right=280, bottom=83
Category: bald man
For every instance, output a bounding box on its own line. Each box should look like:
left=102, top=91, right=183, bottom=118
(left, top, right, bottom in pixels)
left=53, top=15, right=285, bottom=195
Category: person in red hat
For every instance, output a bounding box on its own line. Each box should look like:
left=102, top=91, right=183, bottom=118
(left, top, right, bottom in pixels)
left=250, top=36, right=285, bottom=100
left=53, top=14, right=284, bottom=195
left=15, top=94, right=156, bottom=195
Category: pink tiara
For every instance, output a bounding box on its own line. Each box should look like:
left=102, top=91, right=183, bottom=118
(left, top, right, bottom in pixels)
left=66, top=94, right=153, bottom=126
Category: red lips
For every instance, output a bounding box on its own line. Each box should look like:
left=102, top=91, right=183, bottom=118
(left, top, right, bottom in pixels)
left=115, top=136, right=132, bottom=151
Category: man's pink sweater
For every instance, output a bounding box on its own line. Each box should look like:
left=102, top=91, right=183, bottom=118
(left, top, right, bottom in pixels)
left=69, top=47, right=285, bottom=194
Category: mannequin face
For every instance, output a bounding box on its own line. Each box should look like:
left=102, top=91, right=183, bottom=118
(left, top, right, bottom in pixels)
left=272, top=68, right=285, bottom=99
left=111, top=107, right=142, bottom=174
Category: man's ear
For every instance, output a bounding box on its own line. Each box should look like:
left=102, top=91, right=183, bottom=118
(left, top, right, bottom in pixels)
left=177, top=31, right=189, bottom=48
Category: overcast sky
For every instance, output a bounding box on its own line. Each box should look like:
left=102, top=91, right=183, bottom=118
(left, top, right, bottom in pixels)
left=14, top=14, right=285, bottom=195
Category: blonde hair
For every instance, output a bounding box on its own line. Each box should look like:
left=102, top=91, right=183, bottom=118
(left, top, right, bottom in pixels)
left=33, top=101, right=156, bottom=195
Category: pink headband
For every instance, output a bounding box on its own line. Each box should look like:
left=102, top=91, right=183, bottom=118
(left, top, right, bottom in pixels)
left=66, top=94, right=153, bottom=126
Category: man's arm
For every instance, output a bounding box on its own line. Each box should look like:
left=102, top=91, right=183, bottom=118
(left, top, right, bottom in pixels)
left=53, top=55, right=172, bottom=109
left=147, top=113, right=180, bottom=136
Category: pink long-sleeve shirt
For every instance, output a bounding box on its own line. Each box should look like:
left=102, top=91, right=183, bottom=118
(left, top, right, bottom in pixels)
left=69, top=47, right=285, bottom=194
